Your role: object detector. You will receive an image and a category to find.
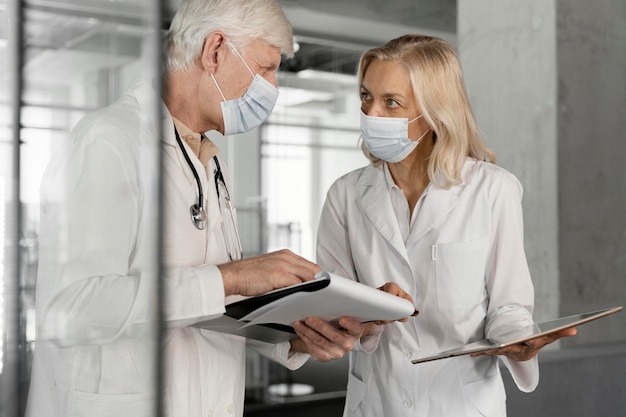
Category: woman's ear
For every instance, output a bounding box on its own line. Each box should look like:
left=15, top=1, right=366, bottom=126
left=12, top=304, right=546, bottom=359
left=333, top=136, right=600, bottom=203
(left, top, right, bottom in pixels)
left=200, top=31, right=226, bottom=73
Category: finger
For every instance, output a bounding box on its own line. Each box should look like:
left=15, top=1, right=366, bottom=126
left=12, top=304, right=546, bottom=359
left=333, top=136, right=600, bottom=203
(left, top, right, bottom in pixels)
left=256, top=250, right=319, bottom=287
left=529, top=327, right=575, bottom=348
left=274, top=250, right=320, bottom=282
left=379, top=282, right=408, bottom=298
left=277, top=249, right=320, bottom=273
left=471, top=348, right=500, bottom=357
left=502, top=342, right=540, bottom=361
left=337, top=316, right=365, bottom=337
left=292, top=320, right=344, bottom=362
left=559, top=327, right=577, bottom=337
left=378, top=283, right=417, bottom=311
left=305, top=317, right=358, bottom=351
left=293, top=329, right=336, bottom=362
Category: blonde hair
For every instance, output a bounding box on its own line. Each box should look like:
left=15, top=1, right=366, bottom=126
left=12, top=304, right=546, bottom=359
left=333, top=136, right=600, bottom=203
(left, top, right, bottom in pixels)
left=358, top=34, right=495, bottom=188
left=164, top=0, right=294, bottom=72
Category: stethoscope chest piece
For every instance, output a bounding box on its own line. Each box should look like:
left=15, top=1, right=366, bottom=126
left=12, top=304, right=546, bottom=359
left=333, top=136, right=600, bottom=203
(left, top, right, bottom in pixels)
left=190, top=203, right=207, bottom=230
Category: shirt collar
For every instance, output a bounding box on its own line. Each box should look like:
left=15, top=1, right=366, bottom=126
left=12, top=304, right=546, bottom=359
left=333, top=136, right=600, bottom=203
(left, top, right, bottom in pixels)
left=171, top=116, right=219, bottom=165
left=382, top=162, right=401, bottom=192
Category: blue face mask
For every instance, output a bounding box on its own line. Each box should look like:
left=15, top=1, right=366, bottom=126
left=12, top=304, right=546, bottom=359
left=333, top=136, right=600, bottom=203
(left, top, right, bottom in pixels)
left=211, top=41, right=279, bottom=135
left=360, top=111, right=430, bottom=163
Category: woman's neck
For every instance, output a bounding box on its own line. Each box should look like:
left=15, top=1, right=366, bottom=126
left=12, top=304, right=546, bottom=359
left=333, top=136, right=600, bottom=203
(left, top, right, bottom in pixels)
left=387, top=133, right=435, bottom=215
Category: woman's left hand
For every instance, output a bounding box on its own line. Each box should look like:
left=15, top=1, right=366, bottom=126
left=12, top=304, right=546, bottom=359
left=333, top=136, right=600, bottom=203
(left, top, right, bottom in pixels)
left=471, top=327, right=578, bottom=361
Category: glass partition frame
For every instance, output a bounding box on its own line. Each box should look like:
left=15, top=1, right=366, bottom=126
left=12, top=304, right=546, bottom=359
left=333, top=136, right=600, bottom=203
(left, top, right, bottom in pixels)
left=0, top=1, right=165, bottom=416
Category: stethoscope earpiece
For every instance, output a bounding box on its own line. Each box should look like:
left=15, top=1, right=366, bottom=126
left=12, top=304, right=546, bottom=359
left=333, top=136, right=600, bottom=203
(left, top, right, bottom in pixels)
left=190, top=203, right=207, bottom=230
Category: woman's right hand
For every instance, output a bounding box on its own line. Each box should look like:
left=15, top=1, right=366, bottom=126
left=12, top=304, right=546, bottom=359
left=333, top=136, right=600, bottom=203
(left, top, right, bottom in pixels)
left=375, top=282, right=419, bottom=324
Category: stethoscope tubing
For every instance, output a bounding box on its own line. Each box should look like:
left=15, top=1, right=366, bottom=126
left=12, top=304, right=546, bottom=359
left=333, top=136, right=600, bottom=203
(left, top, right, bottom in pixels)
left=174, top=126, right=204, bottom=211
left=174, top=125, right=207, bottom=230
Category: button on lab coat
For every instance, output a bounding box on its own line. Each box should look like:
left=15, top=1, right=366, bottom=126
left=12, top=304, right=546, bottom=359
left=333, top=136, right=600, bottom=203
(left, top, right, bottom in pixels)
left=26, top=80, right=306, bottom=417
left=317, top=160, right=538, bottom=417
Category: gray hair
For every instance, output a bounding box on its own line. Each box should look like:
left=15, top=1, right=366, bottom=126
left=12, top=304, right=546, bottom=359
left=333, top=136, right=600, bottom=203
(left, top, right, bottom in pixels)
left=164, top=0, right=294, bottom=72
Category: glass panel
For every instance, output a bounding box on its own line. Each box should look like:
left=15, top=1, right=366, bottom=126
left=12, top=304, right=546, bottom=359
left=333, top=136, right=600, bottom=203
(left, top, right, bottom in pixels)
left=0, top=0, right=163, bottom=416
left=263, top=69, right=367, bottom=261
left=1, top=0, right=22, bottom=414
left=254, top=47, right=369, bottom=406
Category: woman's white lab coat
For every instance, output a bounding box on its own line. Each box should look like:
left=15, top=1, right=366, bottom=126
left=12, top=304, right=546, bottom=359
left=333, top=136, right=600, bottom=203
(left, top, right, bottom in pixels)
left=26, top=80, right=306, bottom=417
left=317, top=160, right=539, bottom=417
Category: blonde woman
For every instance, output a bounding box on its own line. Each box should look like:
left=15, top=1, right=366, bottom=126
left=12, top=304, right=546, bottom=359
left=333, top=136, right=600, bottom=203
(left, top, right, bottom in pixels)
left=316, top=35, right=575, bottom=417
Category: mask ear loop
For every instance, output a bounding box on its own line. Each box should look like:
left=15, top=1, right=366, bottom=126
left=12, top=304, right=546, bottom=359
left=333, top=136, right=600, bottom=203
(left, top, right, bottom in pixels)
left=406, top=114, right=429, bottom=144
left=413, top=128, right=431, bottom=145
left=406, top=114, right=424, bottom=124
left=210, top=73, right=227, bottom=101
left=226, top=39, right=256, bottom=78
left=209, top=39, right=255, bottom=101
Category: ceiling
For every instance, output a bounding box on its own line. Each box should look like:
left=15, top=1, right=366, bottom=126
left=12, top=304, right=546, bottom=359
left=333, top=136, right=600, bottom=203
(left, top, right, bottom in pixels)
left=279, top=0, right=456, bottom=42
left=0, top=0, right=457, bottom=109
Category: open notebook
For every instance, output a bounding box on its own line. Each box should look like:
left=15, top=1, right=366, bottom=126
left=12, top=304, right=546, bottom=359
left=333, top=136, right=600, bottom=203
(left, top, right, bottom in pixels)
left=411, top=306, right=623, bottom=364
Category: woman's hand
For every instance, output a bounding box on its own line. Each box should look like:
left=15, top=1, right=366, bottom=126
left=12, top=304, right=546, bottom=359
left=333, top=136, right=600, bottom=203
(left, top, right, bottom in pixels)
left=471, top=327, right=578, bottom=361
left=374, top=282, right=419, bottom=324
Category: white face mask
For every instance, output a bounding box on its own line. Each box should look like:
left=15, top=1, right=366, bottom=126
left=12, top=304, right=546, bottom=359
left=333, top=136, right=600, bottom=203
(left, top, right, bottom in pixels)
left=211, top=41, right=279, bottom=135
left=360, top=111, right=430, bottom=163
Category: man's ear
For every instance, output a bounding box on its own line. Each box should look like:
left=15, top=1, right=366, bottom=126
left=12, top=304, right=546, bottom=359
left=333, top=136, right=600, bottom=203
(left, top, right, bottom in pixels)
left=201, top=31, right=227, bottom=73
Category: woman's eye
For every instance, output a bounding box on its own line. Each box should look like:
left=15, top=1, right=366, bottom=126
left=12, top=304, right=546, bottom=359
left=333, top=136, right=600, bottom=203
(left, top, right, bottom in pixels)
left=387, top=99, right=399, bottom=108
left=360, top=91, right=370, bottom=101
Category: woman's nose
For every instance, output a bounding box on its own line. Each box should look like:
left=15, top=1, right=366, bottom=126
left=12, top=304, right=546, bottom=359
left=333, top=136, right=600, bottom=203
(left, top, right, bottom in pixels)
left=363, top=102, right=384, bottom=117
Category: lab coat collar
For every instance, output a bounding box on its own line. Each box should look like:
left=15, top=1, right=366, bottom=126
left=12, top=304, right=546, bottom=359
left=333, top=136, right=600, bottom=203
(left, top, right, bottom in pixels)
left=356, top=165, right=411, bottom=265
left=130, top=78, right=219, bottom=232
left=405, top=184, right=460, bottom=246
left=405, top=160, right=475, bottom=246
left=356, top=160, right=475, bottom=260
left=127, top=77, right=173, bottom=144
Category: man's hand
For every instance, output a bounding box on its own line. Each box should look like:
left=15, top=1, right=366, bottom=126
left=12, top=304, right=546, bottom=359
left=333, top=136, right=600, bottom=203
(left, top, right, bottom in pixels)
left=218, top=249, right=320, bottom=296
left=290, top=316, right=366, bottom=362
left=471, top=327, right=578, bottom=361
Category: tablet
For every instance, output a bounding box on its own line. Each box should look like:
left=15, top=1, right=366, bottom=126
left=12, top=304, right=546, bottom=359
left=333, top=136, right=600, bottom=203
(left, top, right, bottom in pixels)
left=411, top=306, right=623, bottom=364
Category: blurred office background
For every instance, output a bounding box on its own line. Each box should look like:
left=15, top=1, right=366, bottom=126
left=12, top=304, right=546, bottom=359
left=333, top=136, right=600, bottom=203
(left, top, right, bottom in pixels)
left=1, top=0, right=624, bottom=416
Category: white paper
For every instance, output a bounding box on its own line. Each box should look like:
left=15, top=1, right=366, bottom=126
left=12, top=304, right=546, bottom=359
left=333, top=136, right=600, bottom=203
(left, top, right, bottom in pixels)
left=241, top=271, right=415, bottom=327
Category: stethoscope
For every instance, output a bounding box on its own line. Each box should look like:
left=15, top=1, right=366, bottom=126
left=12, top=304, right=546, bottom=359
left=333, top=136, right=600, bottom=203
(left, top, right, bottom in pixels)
left=174, top=125, right=243, bottom=261
left=174, top=126, right=207, bottom=230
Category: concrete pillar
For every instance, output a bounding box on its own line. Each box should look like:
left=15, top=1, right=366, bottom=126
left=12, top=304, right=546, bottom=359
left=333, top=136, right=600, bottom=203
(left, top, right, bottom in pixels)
left=458, top=0, right=559, bottom=323
left=556, top=0, right=626, bottom=346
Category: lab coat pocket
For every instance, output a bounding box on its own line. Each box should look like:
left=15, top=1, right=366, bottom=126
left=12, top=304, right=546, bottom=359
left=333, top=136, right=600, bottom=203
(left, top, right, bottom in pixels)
left=346, top=371, right=368, bottom=413
left=463, top=372, right=506, bottom=417
left=67, top=391, right=153, bottom=417
left=435, top=237, right=488, bottom=310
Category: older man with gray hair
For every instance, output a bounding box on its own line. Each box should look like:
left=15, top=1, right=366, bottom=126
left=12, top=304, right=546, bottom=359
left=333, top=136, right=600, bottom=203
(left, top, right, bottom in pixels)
left=26, top=1, right=366, bottom=416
